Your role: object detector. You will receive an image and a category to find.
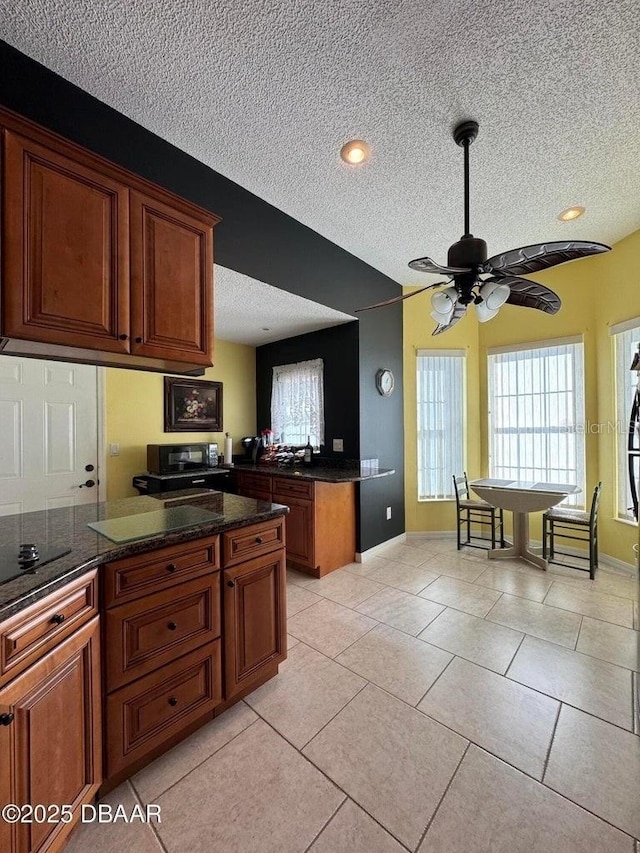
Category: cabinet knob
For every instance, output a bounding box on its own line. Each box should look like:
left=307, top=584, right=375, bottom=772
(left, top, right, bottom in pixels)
left=135, top=336, right=143, bottom=344
left=166, top=563, right=177, bottom=573
left=255, top=536, right=263, bottom=544
left=0, top=713, right=14, bottom=726
left=168, top=697, right=178, bottom=707
left=51, top=614, right=65, bottom=625
left=227, top=580, right=235, bottom=588
left=119, top=333, right=129, bottom=341
left=167, top=621, right=177, bottom=631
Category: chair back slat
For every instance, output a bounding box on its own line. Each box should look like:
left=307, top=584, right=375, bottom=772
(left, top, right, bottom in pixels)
left=589, top=481, right=602, bottom=527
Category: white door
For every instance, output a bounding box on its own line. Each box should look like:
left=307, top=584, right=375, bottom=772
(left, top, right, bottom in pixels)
left=0, top=357, right=102, bottom=516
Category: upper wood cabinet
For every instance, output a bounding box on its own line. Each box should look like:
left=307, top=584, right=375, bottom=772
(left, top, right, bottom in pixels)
left=0, top=109, right=219, bottom=370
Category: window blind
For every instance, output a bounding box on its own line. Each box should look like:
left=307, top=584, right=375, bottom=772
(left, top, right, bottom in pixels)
left=613, top=325, right=640, bottom=520
left=416, top=350, right=465, bottom=500
left=488, top=341, right=585, bottom=505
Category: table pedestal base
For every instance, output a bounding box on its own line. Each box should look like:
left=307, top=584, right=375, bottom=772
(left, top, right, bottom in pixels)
left=488, top=511, right=547, bottom=570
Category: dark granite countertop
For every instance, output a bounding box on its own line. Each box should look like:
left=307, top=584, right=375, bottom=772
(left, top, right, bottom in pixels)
left=0, top=492, right=288, bottom=620
left=223, top=463, right=395, bottom=483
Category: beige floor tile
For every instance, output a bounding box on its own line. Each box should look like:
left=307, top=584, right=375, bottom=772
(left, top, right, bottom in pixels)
left=576, top=616, right=639, bottom=670
left=486, top=593, right=581, bottom=648
left=419, top=576, right=502, bottom=617
left=303, top=684, right=467, bottom=851
left=365, top=560, right=441, bottom=594
left=288, top=598, right=378, bottom=657
left=545, top=704, right=640, bottom=839
left=65, top=782, right=164, bottom=853
left=355, top=585, right=445, bottom=635
left=418, top=607, right=524, bottom=673
left=419, top=745, right=633, bottom=853
left=287, top=633, right=300, bottom=648
left=245, top=642, right=366, bottom=748
left=475, top=564, right=553, bottom=602
left=420, top=553, right=487, bottom=582
left=286, top=582, right=323, bottom=616
left=155, top=720, right=344, bottom=853
left=132, top=701, right=258, bottom=803
left=418, top=657, right=558, bottom=779
left=546, top=563, right=594, bottom=589
left=544, top=583, right=634, bottom=628
left=592, top=571, right=639, bottom=601
left=336, top=623, right=452, bottom=705
left=341, top=556, right=393, bottom=577
left=286, top=567, right=316, bottom=586
left=508, top=636, right=633, bottom=730
left=303, top=571, right=384, bottom=607
left=373, top=543, right=432, bottom=567
left=308, top=799, right=405, bottom=853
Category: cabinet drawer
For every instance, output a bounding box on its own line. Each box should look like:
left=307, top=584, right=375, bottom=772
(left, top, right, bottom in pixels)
left=105, top=640, right=221, bottom=778
left=104, top=573, right=220, bottom=691
left=236, top=472, right=272, bottom=496
left=103, top=535, right=219, bottom=608
left=222, top=518, right=285, bottom=568
left=271, top=476, right=314, bottom=500
left=0, top=571, right=97, bottom=686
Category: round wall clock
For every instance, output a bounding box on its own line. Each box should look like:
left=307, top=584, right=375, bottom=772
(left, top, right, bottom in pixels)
left=375, top=368, right=395, bottom=397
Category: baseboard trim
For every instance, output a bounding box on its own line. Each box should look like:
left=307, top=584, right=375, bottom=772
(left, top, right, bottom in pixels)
left=356, top=532, right=407, bottom=562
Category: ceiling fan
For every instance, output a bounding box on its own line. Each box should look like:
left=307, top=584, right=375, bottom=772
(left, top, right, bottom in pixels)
left=356, top=120, right=611, bottom=334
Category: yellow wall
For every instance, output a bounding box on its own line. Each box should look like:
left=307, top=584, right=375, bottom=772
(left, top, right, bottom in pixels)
left=104, top=339, right=256, bottom=499
left=404, top=228, right=640, bottom=566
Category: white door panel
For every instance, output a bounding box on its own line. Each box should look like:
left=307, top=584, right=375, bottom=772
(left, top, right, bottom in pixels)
left=0, top=357, right=101, bottom=515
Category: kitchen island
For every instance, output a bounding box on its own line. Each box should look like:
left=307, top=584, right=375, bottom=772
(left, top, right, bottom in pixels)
left=0, top=491, right=288, bottom=853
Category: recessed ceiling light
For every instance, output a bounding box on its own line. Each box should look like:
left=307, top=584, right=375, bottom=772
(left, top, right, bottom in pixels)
left=558, top=206, right=586, bottom=222
left=340, top=139, right=370, bottom=165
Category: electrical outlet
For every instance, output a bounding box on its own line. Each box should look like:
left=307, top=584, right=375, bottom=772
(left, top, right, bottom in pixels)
left=386, top=506, right=392, bottom=520
left=333, top=438, right=344, bottom=452
left=109, top=443, right=120, bottom=457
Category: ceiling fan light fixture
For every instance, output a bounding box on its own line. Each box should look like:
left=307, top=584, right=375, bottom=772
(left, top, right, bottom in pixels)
left=340, top=139, right=370, bottom=165
left=475, top=301, right=500, bottom=323
left=479, top=280, right=510, bottom=310
left=558, top=205, right=586, bottom=222
left=430, top=286, right=457, bottom=314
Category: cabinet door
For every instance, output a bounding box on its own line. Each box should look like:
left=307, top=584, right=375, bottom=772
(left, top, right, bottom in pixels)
left=130, top=191, right=214, bottom=365
left=0, top=617, right=101, bottom=853
left=223, top=550, right=286, bottom=699
left=2, top=130, right=130, bottom=353
left=273, top=493, right=315, bottom=568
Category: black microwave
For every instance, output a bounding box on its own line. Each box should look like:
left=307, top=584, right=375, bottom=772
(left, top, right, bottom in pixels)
left=147, top=443, right=219, bottom=475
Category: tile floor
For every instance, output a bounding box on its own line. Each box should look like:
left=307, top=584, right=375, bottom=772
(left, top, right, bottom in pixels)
left=66, top=537, right=640, bottom=853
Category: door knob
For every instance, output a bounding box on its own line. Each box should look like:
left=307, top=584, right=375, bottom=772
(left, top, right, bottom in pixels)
left=0, top=713, right=14, bottom=726
left=79, top=479, right=96, bottom=488
left=85, top=464, right=95, bottom=472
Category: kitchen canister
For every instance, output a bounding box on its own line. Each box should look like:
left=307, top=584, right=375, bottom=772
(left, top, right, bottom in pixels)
left=224, top=432, right=233, bottom=465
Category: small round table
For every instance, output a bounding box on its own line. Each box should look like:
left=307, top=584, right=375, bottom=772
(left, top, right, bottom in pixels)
left=469, top=479, right=581, bottom=570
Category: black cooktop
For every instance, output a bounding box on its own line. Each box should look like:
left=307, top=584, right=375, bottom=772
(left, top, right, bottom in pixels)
left=0, top=544, right=71, bottom=587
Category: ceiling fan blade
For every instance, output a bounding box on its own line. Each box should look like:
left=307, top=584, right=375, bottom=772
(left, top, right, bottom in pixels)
left=355, top=282, right=447, bottom=313
left=408, top=256, right=472, bottom=275
left=485, top=241, right=610, bottom=277
left=432, top=302, right=467, bottom=335
left=485, top=275, right=562, bottom=314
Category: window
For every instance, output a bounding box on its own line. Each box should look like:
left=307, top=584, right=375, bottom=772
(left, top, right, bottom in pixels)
left=612, top=319, right=640, bottom=521
left=271, top=358, right=324, bottom=447
left=416, top=350, right=465, bottom=500
left=488, top=338, right=585, bottom=505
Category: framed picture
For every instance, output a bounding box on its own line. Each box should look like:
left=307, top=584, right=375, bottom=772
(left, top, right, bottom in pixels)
left=164, top=377, right=223, bottom=432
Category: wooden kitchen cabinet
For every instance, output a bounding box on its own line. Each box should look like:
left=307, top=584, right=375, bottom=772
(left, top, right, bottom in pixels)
left=275, top=494, right=314, bottom=566
left=234, top=470, right=272, bottom=502
left=0, top=108, right=219, bottom=370
left=0, top=616, right=101, bottom=853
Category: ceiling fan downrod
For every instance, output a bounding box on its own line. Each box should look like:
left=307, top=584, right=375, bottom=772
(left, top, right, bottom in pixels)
left=453, top=120, right=479, bottom=239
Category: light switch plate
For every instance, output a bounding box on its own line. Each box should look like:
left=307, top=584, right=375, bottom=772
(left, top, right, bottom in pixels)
left=109, top=443, right=120, bottom=457
left=333, top=438, right=344, bottom=452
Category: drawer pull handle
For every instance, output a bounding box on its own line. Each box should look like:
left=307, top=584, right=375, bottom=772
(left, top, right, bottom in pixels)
left=255, top=536, right=263, bottom=544
left=0, top=713, right=14, bottom=726
left=135, top=336, right=143, bottom=343
left=167, top=621, right=177, bottom=631
left=168, top=697, right=178, bottom=707
left=227, top=580, right=235, bottom=588
left=51, top=614, right=65, bottom=625
left=166, top=563, right=177, bottom=573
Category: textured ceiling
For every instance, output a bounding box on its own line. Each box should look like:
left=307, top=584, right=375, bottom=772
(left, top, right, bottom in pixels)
left=214, top=266, right=354, bottom=345
left=2, top=0, right=640, bottom=295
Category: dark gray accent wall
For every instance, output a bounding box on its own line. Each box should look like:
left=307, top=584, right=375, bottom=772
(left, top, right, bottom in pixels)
left=0, top=40, right=405, bottom=552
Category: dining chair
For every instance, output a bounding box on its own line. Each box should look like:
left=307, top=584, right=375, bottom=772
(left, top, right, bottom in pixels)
left=452, top=473, right=505, bottom=551
left=542, top=482, right=602, bottom=579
